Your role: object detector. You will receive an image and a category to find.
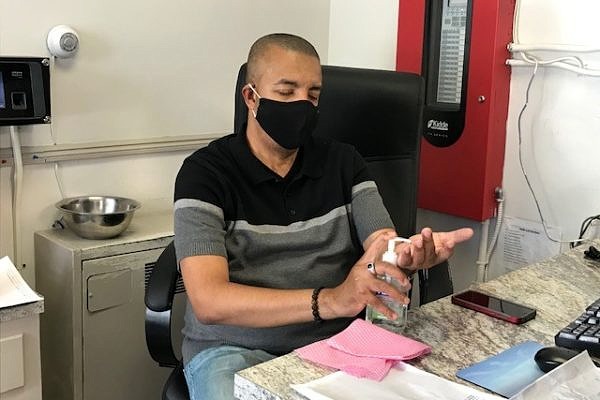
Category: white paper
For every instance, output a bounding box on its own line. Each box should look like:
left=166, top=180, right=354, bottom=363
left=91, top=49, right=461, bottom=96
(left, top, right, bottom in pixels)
left=292, top=362, right=503, bottom=400
left=497, top=216, right=561, bottom=273
left=509, top=351, right=600, bottom=400
left=0, top=256, right=43, bottom=309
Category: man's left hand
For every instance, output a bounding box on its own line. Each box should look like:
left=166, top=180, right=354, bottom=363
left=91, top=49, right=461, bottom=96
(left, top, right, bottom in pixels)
left=396, top=227, right=473, bottom=271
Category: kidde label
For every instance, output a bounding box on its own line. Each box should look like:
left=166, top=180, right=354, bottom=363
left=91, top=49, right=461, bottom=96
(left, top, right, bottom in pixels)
left=427, top=119, right=449, bottom=131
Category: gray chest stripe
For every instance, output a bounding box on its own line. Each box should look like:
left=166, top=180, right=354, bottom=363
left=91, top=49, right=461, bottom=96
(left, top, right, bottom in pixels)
left=227, top=205, right=351, bottom=235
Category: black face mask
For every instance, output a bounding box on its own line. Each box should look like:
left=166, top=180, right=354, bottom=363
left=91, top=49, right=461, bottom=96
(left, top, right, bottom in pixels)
left=249, top=86, right=319, bottom=150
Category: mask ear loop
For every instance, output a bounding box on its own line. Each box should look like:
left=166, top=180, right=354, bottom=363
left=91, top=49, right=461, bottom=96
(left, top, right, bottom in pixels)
left=247, top=84, right=260, bottom=118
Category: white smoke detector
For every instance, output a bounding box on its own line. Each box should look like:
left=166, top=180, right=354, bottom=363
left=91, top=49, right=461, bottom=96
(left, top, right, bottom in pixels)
left=47, top=25, right=80, bottom=58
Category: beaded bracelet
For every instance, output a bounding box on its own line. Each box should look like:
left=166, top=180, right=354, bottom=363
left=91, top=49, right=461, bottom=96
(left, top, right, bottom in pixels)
left=311, top=287, right=324, bottom=322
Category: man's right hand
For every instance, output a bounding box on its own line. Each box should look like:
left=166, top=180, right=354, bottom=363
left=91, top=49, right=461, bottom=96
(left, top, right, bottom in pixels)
left=318, top=233, right=411, bottom=321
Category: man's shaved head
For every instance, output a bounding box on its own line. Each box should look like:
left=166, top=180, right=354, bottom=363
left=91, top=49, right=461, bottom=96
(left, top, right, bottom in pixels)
left=246, top=33, right=320, bottom=84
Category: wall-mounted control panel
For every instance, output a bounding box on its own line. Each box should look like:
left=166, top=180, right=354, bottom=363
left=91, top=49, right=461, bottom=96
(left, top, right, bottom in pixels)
left=0, top=57, right=51, bottom=126
left=397, top=0, right=514, bottom=221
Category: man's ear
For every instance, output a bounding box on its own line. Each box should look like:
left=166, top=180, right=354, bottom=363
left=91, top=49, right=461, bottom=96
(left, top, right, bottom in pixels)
left=242, top=84, right=257, bottom=113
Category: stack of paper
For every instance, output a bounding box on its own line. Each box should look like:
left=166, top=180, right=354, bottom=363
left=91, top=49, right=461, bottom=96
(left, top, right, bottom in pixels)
left=0, top=256, right=43, bottom=309
left=292, top=362, right=502, bottom=400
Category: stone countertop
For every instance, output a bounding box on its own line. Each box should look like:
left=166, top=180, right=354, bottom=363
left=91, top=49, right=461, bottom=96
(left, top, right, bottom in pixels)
left=0, top=299, right=44, bottom=323
left=235, top=241, right=600, bottom=400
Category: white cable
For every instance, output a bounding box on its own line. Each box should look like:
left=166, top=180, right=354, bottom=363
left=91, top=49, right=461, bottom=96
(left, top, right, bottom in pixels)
left=47, top=56, right=65, bottom=199
left=507, top=59, right=600, bottom=77
left=483, top=196, right=504, bottom=282
left=49, top=56, right=58, bottom=145
left=475, top=219, right=489, bottom=282
left=486, top=199, right=503, bottom=263
left=509, top=43, right=600, bottom=53
left=49, top=121, right=58, bottom=145
left=9, top=126, right=23, bottom=269
left=519, top=52, right=585, bottom=69
left=474, top=192, right=504, bottom=283
left=516, top=61, right=590, bottom=245
left=54, top=163, right=66, bottom=199
left=507, top=39, right=600, bottom=77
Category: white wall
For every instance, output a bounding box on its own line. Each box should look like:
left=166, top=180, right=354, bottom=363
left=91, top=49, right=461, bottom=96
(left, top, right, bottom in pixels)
left=0, top=0, right=331, bottom=285
left=328, top=0, right=399, bottom=70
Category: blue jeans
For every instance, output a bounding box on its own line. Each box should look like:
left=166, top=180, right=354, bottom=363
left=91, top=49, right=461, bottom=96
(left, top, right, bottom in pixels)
left=183, top=345, right=276, bottom=400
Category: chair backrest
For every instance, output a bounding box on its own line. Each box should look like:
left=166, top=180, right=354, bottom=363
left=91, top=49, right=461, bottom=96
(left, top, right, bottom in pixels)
left=234, top=64, right=424, bottom=237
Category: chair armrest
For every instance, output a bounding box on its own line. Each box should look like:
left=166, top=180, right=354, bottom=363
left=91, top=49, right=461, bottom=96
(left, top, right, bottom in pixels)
left=146, top=308, right=180, bottom=367
left=145, top=241, right=178, bottom=312
left=144, top=241, right=181, bottom=367
left=418, top=261, right=453, bottom=305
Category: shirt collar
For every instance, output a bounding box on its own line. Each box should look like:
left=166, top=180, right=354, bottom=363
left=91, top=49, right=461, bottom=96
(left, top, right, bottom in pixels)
left=230, top=125, right=324, bottom=184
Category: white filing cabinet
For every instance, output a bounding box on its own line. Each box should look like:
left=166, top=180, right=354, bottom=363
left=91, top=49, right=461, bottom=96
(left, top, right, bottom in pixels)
left=34, top=212, right=185, bottom=400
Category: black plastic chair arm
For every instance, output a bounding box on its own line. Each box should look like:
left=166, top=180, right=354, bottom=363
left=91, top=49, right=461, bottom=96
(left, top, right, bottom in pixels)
left=418, top=260, right=453, bottom=306
left=144, top=241, right=180, bottom=367
left=145, top=241, right=178, bottom=312
left=146, top=308, right=180, bottom=368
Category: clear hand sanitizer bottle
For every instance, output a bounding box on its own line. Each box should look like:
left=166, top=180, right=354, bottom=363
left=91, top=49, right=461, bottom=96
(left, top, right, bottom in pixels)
left=365, top=237, right=411, bottom=329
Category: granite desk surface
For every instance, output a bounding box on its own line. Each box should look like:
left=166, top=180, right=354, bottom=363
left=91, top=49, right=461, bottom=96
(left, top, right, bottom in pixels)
left=234, top=241, right=600, bottom=400
left=0, top=299, right=44, bottom=323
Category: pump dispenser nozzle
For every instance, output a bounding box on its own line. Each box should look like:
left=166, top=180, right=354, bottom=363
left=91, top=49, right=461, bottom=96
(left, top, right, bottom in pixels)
left=382, top=237, right=412, bottom=265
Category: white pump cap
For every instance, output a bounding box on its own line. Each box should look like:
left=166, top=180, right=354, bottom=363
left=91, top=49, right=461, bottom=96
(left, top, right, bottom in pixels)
left=382, top=237, right=412, bottom=265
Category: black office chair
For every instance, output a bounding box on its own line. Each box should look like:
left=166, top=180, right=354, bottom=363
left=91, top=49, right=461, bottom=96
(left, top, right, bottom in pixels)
left=145, top=63, right=454, bottom=399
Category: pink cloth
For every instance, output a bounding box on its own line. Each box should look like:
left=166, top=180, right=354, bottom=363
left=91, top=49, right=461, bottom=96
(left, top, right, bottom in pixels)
left=295, top=339, right=395, bottom=381
left=295, top=319, right=431, bottom=381
left=327, top=319, right=431, bottom=360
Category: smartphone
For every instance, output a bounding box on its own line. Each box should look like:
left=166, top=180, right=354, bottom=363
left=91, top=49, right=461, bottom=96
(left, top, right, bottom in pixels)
left=451, top=290, right=536, bottom=324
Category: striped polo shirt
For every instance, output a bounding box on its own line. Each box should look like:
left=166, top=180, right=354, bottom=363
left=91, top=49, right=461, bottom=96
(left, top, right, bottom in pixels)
left=174, top=128, right=393, bottom=363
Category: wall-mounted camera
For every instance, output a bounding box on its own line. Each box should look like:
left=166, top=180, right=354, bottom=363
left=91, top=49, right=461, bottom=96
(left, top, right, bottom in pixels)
left=47, top=25, right=80, bottom=58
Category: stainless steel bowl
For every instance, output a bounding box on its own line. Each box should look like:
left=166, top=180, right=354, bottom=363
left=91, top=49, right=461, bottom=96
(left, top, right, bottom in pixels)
left=55, top=196, right=141, bottom=239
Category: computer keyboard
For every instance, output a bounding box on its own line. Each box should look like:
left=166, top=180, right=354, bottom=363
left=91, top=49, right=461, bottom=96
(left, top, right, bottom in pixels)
left=555, top=298, right=600, bottom=356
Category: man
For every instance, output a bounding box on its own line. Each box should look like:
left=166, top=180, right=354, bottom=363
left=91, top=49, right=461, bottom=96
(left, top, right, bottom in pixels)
left=174, top=33, right=473, bottom=399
